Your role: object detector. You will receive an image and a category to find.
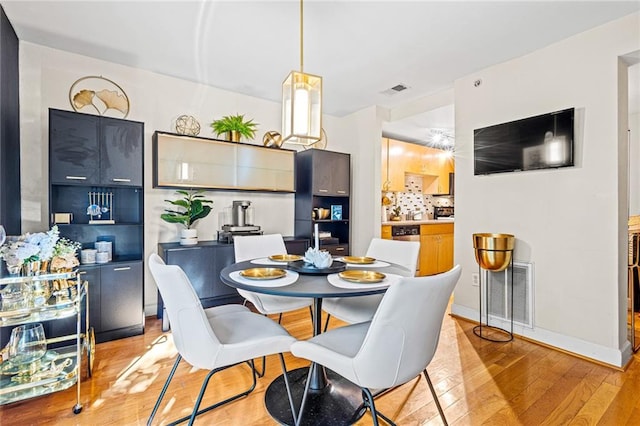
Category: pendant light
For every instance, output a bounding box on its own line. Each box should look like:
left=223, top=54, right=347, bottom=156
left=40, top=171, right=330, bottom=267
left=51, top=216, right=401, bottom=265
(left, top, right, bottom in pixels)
left=282, top=0, right=322, bottom=146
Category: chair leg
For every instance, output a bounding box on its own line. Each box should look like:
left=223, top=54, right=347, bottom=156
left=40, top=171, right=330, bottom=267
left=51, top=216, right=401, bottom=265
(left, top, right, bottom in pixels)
left=147, top=354, right=182, bottom=426
left=278, top=353, right=297, bottom=421
left=362, top=388, right=380, bottom=426
left=295, top=364, right=315, bottom=426
left=253, top=356, right=266, bottom=378
left=278, top=312, right=283, bottom=324
left=323, top=313, right=331, bottom=332
left=423, top=369, right=448, bottom=426
left=159, top=360, right=259, bottom=425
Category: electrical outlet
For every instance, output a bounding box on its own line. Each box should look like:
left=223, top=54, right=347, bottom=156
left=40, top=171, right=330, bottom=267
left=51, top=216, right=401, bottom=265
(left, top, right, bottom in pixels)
left=472, top=273, right=480, bottom=287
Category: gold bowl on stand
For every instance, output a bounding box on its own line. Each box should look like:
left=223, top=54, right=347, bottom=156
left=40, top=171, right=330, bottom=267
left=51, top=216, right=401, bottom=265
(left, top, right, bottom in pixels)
left=472, top=233, right=515, bottom=271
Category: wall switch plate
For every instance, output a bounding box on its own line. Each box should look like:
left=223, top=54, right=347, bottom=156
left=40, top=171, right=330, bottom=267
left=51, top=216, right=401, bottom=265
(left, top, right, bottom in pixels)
left=472, top=273, right=480, bottom=286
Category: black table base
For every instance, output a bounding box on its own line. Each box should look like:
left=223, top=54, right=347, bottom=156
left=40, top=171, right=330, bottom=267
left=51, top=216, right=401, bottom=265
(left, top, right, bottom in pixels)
left=265, top=367, right=366, bottom=426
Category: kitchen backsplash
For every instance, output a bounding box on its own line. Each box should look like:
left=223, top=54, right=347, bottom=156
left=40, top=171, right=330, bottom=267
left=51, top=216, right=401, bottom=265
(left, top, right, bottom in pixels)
left=384, top=173, right=453, bottom=219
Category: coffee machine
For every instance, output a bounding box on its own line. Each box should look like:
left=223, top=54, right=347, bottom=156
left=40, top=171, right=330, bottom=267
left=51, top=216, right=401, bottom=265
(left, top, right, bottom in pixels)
left=217, top=200, right=263, bottom=243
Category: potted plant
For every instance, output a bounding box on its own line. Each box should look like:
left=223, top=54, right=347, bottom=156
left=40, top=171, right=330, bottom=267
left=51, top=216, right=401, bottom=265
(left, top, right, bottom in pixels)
left=161, top=189, right=213, bottom=245
left=390, top=206, right=402, bottom=221
left=210, top=114, right=258, bottom=142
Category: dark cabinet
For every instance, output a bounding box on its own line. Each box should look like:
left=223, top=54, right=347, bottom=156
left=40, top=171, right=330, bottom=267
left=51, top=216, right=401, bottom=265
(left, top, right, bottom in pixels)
left=99, top=262, right=144, bottom=336
left=49, top=109, right=143, bottom=187
left=0, top=6, right=21, bottom=234
left=157, top=237, right=310, bottom=322
left=100, top=117, right=144, bottom=186
left=310, top=149, right=350, bottom=196
left=158, top=242, right=238, bottom=309
left=295, top=149, right=351, bottom=255
left=49, top=110, right=100, bottom=184
left=49, top=109, right=145, bottom=343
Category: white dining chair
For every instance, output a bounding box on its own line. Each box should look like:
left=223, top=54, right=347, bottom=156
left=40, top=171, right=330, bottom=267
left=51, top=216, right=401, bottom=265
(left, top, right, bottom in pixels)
left=291, top=264, right=462, bottom=426
left=233, top=233, right=313, bottom=322
left=322, top=238, right=420, bottom=329
left=147, top=254, right=297, bottom=425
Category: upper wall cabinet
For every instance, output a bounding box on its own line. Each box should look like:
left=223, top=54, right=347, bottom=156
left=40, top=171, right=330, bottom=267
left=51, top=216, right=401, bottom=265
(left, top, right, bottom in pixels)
left=153, top=132, right=295, bottom=193
left=309, top=149, right=350, bottom=196
left=49, top=109, right=143, bottom=187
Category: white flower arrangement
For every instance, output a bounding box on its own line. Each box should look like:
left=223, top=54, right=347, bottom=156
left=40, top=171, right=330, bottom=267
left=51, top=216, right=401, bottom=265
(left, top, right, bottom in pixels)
left=0, top=225, right=80, bottom=269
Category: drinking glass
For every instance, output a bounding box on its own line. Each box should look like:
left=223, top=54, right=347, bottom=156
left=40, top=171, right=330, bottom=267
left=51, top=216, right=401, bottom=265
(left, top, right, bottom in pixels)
left=7, top=323, right=47, bottom=366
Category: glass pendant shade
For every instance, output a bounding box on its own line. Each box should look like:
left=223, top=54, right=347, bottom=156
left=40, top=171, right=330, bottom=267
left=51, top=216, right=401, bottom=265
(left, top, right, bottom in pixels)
left=282, top=70, right=322, bottom=145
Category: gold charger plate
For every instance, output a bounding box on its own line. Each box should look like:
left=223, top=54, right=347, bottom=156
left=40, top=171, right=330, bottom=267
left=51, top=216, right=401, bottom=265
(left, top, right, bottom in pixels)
left=268, top=254, right=302, bottom=262
left=342, top=256, right=376, bottom=264
left=240, top=268, right=287, bottom=280
left=338, top=270, right=386, bottom=284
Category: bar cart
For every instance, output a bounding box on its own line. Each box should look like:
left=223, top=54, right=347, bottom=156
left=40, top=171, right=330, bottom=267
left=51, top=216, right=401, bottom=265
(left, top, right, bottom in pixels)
left=0, top=268, right=94, bottom=414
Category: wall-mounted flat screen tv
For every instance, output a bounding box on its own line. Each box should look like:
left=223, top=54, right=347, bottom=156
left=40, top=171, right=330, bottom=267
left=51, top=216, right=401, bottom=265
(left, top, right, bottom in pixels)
left=474, top=108, right=574, bottom=175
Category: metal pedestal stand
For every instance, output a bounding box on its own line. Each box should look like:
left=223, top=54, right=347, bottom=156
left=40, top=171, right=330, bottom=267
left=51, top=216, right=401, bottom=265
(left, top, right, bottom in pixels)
left=472, top=233, right=515, bottom=343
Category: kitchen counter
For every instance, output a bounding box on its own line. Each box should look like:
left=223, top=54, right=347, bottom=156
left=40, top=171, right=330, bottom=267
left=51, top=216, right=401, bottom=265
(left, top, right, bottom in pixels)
left=382, top=219, right=454, bottom=226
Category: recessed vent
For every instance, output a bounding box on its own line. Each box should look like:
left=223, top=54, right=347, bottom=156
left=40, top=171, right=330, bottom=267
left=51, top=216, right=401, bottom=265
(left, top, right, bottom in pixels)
left=481, top=261, right=534, bottom=329
left=380, top=83, right=410, bottom=96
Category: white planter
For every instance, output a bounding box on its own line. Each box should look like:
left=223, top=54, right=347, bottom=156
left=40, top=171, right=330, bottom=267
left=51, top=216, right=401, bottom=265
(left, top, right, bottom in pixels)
left=180, top=228, right=198, bottom=246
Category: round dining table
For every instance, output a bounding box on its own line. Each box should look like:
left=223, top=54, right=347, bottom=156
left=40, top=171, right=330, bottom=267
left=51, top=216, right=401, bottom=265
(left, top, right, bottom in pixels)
left=220, top=258, right=410, bottom=426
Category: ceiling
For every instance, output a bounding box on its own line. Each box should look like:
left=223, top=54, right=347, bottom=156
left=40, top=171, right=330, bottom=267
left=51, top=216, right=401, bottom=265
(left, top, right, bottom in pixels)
left=2, top=1, right=639, bottom=143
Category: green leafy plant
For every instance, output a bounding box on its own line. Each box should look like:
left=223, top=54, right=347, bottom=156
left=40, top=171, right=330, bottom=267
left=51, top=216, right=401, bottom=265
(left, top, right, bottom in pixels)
left=210, top=114, right=259, bottom=140
left=161, top=190, right=213, bottom=229
left=392, top=206, right=402, bottom=217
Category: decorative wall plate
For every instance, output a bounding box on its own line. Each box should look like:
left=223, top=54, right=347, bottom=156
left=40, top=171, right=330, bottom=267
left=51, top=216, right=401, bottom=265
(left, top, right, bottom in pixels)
left=69, top=76, right=130, bottom=118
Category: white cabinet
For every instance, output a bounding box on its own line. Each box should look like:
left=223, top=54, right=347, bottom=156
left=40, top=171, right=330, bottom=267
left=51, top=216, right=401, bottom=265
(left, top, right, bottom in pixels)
left=153, top=132, right=296, bottom=192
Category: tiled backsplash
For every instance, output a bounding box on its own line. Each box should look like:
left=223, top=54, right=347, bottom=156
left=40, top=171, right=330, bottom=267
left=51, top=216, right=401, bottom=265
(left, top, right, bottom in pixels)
left=384, top=173, right=453, bottom=219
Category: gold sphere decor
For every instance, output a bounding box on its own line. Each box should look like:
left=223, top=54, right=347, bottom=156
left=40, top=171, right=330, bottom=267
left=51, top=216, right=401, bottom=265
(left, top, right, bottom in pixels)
left=263, top=131, right=283, bottom=148
left=175, top=115, right=201, bottom=136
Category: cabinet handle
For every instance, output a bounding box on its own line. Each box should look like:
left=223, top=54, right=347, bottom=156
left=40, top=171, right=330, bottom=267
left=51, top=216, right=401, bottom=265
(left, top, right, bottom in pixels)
left=112, top=178, right=132, bottom=183
left=79, top=271, right=87, bottom=275
left=65, top=176, right=87, bottom=180
left=335, top=247, right=345, bottom=251
left=337, top=190, right=347, bottom=194
left=318, top=189, right=329, bottom=193
left=113, top=267, right=131, bottom=271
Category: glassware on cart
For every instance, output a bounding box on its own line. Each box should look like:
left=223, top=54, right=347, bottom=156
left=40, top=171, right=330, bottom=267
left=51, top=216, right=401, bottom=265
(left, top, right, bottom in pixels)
left=0, top=281, right=32, bottom=317
left=7, top=323, right=47, bottom=367
left=0, top=224, right=6, bottom=246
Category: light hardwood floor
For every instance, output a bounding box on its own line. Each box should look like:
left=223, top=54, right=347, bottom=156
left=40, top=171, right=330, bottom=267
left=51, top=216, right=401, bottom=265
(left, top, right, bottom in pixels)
left=1, top=307, right=640, bottom=425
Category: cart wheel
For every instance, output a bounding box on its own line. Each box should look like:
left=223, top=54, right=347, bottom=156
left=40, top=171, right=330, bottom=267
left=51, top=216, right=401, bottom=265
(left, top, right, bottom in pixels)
left=85, top=327, right=96, bottom=377
left=73, top=404, right=83, bottom=414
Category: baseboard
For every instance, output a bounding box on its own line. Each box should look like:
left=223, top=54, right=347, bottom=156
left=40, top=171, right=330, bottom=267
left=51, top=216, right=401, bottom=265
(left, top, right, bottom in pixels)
left=450, top=303, right=632, bottom=369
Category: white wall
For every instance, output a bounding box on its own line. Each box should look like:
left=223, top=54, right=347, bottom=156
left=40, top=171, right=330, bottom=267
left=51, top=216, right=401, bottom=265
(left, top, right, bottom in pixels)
left=450, top=13, right=640, bottom=367
left=338, top=105, right=387, bottom=255
left=18, top=42, right=345, bottom=315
